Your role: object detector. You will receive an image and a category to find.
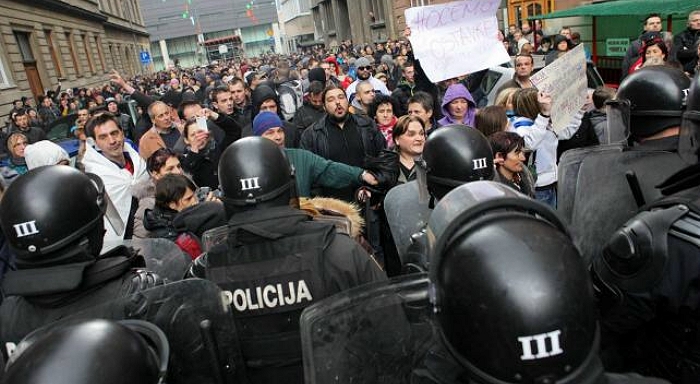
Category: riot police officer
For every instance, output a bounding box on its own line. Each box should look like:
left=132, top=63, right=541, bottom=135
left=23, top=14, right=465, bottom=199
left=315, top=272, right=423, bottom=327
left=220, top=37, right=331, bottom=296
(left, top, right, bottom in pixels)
left=2, top=319, right=168, bottom=384
left=592, top=72, right=700, bottom=383
left=189, top=137, right=385, bottom=384
left=384, top=124, right=494, bottom=271
left=302, top=181, right=668, bottom=383
left=558, top=66, right=691, bottom=266
left=0, top=166, right=161, bottom=350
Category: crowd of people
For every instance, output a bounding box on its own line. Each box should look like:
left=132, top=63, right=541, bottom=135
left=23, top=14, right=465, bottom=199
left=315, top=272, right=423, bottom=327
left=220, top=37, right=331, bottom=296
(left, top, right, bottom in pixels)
left=0, top=8, right=699, bottom=384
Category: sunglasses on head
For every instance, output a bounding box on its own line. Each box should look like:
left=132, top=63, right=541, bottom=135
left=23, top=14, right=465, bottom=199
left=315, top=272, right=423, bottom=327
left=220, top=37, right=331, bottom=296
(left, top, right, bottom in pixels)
left=357, top=66, right=372, bottom=71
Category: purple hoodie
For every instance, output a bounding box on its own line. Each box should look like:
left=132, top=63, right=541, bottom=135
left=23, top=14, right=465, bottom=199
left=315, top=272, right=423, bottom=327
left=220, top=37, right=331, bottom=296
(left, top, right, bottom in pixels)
left=438, top=83, right=476, bottom=127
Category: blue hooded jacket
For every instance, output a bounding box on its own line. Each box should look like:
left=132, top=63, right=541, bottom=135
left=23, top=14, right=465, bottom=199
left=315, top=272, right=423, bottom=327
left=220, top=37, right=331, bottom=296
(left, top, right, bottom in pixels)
left=438, top=83, right=476, bottom=127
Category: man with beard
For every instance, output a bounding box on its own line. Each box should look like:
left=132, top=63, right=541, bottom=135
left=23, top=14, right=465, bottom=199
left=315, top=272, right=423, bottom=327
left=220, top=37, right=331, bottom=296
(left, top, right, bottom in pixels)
left=345, top=57, right=390, bottom=103
left=10, top=109, right=46, bottom=144
left=300, top=85, right=386, bottom=202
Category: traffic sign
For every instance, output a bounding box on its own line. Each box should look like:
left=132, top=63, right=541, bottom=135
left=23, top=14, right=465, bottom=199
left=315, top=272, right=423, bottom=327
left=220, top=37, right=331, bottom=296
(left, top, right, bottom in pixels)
left=140, top=51, right=151, bottom=64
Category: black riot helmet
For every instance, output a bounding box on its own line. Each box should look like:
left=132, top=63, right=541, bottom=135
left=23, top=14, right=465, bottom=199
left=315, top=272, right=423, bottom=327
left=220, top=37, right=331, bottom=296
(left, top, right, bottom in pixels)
left=679, top=71, right=700, bottom=164
left=4, top=319, right=169, bottom=384
left=218, top=137, right=296, bottom=215
left=427, top=181, right=603, bottom=384
left=421, top=124, right=494, bottom=200
left=0, top=166, right=107, bottom=264
left=616, top=66, right=690, bottom=140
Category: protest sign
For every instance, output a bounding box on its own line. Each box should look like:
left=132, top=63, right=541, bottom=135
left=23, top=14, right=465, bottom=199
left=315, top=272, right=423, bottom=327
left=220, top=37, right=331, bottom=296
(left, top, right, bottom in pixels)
left=405, top=0, right=510, bottom=83
left=530, top=44, right=587, bottom=134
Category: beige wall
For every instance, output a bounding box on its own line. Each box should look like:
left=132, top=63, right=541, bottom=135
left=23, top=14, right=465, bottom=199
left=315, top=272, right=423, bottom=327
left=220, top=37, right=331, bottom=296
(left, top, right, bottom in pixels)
left=0, top=0, right=149, bottom=120
left=284, top=16, right=315, bottom=37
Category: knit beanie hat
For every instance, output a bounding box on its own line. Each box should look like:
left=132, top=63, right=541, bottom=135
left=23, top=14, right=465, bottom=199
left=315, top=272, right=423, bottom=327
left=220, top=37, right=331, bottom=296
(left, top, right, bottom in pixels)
left=252, top=111, right=282, bottom=136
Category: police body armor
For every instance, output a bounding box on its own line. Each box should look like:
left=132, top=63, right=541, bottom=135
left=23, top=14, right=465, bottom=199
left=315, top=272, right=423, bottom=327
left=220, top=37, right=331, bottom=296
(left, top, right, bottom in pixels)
left=593, top=183, right=700, bottom=383
left=25, top=279, right=242, bottom=384
left=0, top=244, right=162, bottom=350
left=203, top=207, right=334, bottom=384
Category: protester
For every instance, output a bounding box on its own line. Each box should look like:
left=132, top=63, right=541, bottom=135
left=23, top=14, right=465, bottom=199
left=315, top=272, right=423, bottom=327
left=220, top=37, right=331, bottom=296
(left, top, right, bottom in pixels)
left=1, top=132, right=29, bottom=186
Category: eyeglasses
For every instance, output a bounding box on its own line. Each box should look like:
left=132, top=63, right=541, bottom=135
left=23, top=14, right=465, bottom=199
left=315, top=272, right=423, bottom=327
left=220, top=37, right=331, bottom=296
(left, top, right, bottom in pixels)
left=357, top=66, right=372, bottom=71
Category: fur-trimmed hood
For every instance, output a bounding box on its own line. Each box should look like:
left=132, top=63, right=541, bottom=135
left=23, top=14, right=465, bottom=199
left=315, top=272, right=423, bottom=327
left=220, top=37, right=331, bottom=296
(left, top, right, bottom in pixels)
left=299, top=197, right=364, bottom=239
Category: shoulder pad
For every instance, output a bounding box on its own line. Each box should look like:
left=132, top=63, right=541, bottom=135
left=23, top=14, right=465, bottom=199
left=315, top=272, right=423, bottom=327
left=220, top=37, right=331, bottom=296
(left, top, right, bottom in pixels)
left=593, top=205, right=689, bottom=294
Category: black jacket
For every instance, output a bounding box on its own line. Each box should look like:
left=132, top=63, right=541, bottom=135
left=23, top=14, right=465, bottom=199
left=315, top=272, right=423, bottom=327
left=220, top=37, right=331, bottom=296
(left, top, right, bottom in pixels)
left=672, top=27, right=700, bottom=68
left=300, top=114, right=386, bottom=161
left=180, top=139, right=221, bottom=189
left=293, top=101, right=325, bottom=146
left=0, top=246, right=161, bottom=346
left=188, top=206, right=385, bottom=384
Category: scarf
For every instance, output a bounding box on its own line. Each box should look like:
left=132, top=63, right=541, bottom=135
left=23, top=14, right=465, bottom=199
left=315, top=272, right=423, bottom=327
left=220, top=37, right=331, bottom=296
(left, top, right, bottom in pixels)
left=377, top=115, right=398, bottom=149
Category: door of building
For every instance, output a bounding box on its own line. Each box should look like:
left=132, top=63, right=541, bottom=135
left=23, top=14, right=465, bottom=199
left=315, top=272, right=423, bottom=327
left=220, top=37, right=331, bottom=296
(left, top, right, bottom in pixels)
left=24, top=63, right=44, bottom=100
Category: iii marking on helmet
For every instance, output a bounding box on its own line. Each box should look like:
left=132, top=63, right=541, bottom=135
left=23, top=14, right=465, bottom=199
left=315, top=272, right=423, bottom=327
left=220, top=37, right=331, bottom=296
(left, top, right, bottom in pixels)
left=518, top=329, right=564, bottom=360
left=13, top=220, right=39, bottom=238
left=240, top=177, right=261, bottom=191
left=472, top=157, right=488, bottom=170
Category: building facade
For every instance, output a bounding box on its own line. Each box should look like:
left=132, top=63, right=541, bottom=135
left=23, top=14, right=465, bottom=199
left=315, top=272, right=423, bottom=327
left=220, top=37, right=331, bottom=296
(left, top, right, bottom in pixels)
left=277, top=0, right=315, bottom=53
left=310, top=0, right=397, bottom=47
left=0, top=0, right=150, bottom=116
left=140, top=0, right=280, bottom=70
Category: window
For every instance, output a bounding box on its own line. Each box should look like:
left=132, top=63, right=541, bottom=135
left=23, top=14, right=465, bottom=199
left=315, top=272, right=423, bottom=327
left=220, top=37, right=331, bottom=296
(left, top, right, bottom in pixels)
left=95, top=36, right=106, bottom=72
left=65, top=31, right=81, bottom=75
left=82, top=34, right=95, bottom=73
left=13, top=32, right=34, bottom=62
left=367, top=0, right=385, bottom=23
left=0, top=50, right=13, bottom=88
left=45, top=29, right=65, bottom=78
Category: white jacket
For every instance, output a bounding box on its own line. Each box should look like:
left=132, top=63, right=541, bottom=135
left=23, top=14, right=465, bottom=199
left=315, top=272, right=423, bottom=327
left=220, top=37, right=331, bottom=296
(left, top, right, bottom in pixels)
left=510, top=111, right=583, bottom=187
left=82, top=141, right=148, bottom=242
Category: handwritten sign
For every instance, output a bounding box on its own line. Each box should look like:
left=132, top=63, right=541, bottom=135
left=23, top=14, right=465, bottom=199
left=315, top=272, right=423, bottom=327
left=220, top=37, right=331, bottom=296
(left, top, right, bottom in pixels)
left=530, top=44, right=587, bottom=134
left=405, top=0, right=510, bottom=83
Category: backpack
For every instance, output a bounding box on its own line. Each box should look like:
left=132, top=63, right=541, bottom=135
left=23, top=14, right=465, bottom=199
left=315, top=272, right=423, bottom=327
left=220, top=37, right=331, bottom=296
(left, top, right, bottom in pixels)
left=277, top=81, right=303, bottom=121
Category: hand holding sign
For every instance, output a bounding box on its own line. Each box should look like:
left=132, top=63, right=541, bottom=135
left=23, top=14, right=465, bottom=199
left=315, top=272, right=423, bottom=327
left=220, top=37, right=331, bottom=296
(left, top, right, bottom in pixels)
left=405, top=0, right=510, bottom=83
left=530, top=44, right=588, bottom=134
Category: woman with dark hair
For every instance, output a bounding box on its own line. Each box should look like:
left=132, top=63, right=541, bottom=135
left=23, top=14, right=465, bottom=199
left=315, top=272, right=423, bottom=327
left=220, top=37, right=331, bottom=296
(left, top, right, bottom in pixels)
left=180, top=117, right=221, bottom=189
left=132, top=148, right=184, bottom=239
left=640, top=37, right=669, bottom=68
left=368, top=94, right=400, bottom=148
left=392, top=115, right=426, bottom=184
left=143, top=174, right=226, bottom=259
left=489, top=131, right=535, bottom=197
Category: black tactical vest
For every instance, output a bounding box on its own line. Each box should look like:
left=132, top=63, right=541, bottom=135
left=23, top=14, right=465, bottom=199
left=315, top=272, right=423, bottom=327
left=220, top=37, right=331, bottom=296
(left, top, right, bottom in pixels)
left=206, top=214, right=333, bottom=384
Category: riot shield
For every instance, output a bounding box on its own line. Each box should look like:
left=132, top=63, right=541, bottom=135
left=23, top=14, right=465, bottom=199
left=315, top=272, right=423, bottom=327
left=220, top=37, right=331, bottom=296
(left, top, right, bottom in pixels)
left=301, top=273, right=435, bottom=384
left=102, top=238, right=191, bottom=282
left=557, top=144, right=625, bottom=225
left=58, top=279, right=246, bottom=384
left=562, top=150, right=686, bottom=266
left=384, top=181, right=432, bottom=261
